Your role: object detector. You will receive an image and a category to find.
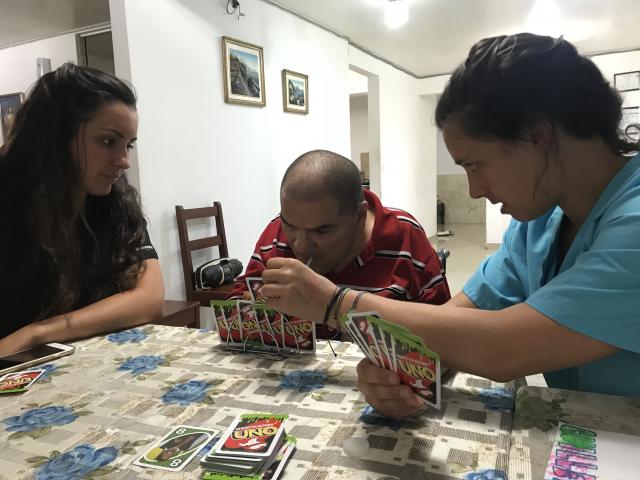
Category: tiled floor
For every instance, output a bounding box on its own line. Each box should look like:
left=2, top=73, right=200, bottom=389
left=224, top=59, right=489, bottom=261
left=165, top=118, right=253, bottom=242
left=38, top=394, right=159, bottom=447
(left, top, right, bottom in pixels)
left=433, top=223, right=547, bottom=387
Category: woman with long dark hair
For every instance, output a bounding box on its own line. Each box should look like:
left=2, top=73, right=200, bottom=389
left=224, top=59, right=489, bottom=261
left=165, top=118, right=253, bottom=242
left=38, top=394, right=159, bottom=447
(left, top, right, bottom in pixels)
left=259, top=33, right=640, bottom=417
left=0, top=63, right=164, bottom=356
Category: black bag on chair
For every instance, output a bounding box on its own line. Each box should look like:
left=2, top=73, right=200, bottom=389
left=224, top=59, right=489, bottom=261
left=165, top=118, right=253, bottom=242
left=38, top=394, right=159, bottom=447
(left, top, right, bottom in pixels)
left=193, top=258, right=243, bottom=289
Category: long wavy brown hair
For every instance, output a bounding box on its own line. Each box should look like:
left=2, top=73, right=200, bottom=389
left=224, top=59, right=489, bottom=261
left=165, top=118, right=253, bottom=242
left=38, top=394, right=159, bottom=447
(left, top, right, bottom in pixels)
left=0, top=63, right=148, bottom=319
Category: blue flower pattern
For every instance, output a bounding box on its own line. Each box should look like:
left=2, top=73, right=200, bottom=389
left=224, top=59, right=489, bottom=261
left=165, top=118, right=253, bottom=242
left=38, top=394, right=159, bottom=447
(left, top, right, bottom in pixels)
left=34, top=444, right=117, bottom=480
left=118, top=355, right=165, bottom=375
left=2, top=406, right=78, bottom=433
left=477, top=388, right=514, bottom=411
left=38, top=364, right=59, bottom=381
left=162, top=380, right=210, bottom=406
left=279, top=370, right=326, bottom=393
left=359, top=405, right=412, bottom=431
left=464, top=469, right=507, bottom=480
left=107, top=328, right=147, bottom=344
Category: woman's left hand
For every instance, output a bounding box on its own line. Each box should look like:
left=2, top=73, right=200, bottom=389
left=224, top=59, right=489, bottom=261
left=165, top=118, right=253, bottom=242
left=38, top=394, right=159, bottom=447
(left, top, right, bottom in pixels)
left=261, top=258, right=336, bottom=322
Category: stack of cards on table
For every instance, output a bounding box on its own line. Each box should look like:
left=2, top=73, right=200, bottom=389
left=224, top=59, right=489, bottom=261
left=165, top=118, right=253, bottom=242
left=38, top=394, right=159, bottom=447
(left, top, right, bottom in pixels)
left=340, top=311, right=441, bottom=408
left=210, top=277, right=316, bottom=354
left=0, top=369, right=45, bottom=394
left=201, top=413, right=295, bottom=479
left=133, top=425, right=219, bottom=472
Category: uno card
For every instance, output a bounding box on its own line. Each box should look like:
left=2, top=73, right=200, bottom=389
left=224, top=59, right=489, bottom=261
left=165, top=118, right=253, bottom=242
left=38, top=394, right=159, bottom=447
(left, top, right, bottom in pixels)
left=246, top=277, right=265, bottom=303
left=214, top=413, right=287, bottom=457
left=211, top=300, right=241, bottom=343
left=237, top=300, right=269, bottom=347
left=393, top=335, right=440, bottom=408
left=339, top=315, right=381, bottom=366
left=347, top=312, right=385, bottom=366
left=280, top=316, right=315, bottom=352
left=133, top=425, right=219, bottom=471
left=263, top=436, right=296, bottom=480
left=367, top=317, right=398, bottom=372
left=0, top=369, right=45, bottom=394
left=253, top=305, right=280, bottom=348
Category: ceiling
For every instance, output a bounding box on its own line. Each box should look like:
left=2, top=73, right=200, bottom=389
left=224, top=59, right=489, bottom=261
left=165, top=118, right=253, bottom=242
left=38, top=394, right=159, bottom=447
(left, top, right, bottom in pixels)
left=0, top=0, right=109, bottom=49
left=1, top=0, right=639, bottom=78
left=266, top=0, right=640, bottom=77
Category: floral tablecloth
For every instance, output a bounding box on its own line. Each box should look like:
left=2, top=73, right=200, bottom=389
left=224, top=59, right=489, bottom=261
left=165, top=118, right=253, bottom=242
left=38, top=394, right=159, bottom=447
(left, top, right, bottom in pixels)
left=508, top=386, right=640, bottom=480
left=0, top=325, right=516, bottom=480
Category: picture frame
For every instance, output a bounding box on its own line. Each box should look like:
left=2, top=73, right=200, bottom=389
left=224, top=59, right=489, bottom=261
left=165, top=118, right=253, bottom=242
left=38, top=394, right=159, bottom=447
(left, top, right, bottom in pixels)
left=0, top=92, right=24, bottom=145
left=221, top=36, right=266, bottom=107
left=614, top=71, right=640, bottom=92
left=621, top=106, right=640, bottom=142
left=282, top=69, right=308, bottom=114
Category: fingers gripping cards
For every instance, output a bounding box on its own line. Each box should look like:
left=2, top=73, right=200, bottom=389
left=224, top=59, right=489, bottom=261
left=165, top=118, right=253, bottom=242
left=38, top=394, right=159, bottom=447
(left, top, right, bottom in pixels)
left=341, top=311, right=441, bottom=408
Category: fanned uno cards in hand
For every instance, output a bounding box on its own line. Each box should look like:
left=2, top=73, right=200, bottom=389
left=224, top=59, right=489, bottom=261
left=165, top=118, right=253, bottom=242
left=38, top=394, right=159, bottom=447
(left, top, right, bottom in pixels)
left=341, top=311, right=441, bottom=408
left=132, top=425, right=219, bottom=471
left=201, top=414, right=294, bottom=479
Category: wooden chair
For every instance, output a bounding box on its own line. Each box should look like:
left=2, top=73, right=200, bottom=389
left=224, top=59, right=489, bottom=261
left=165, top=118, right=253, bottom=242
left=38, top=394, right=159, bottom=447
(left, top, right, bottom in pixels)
left=175, top=202, right=234, bottom=307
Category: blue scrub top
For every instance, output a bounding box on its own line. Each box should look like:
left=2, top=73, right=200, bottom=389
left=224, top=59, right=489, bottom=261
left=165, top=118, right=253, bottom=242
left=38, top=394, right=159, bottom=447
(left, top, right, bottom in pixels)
left=463, top=153, right=640, bottom=396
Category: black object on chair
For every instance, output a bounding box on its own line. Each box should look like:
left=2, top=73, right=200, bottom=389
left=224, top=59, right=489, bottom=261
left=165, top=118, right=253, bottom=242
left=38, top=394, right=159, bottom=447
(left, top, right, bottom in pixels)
left=436, top=248, right=450, bottom=275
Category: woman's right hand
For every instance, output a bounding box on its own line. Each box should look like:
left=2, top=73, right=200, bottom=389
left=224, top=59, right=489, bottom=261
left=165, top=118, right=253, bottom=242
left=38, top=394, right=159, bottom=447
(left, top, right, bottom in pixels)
left=356, top=359, right=423, bottom=419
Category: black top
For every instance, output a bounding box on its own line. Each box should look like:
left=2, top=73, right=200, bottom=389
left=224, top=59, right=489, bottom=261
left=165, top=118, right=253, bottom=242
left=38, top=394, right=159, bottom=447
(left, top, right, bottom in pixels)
left=0, top=193, right=157, bottom=340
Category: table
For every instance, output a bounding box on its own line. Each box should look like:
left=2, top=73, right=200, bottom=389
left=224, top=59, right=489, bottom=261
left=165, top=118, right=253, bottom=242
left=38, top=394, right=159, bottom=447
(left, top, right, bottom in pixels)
left=508, top=385, right=640, bottom=480
left=0, top=325, right=517, bottom=480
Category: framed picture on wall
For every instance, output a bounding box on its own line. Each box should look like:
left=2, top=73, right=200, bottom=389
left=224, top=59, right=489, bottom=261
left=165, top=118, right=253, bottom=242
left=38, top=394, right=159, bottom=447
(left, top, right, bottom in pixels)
left=221, top=36, right=266, bottom=106
left=282, top=69, right=308, bottom=114
left=621, top=106, right=640, bottom=142
left=614, top=71, right=640, bottom=92
left=0, top=92, right=24, bottom=144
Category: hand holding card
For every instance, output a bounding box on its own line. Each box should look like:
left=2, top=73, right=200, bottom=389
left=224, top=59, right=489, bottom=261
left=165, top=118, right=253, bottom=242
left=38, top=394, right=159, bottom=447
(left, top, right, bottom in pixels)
left=341, top=311, right=441, bottom=409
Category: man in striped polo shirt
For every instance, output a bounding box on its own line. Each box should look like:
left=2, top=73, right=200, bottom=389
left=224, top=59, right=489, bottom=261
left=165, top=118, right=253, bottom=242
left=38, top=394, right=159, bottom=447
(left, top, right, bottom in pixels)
left=228, top=150, right=450, bottom=337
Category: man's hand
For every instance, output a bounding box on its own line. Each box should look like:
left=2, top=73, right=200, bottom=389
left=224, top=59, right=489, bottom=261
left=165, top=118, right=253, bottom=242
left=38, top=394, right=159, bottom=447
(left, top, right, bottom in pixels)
left=261, top=258, right=336, bottom=323
left=356, top=359, right=423, bottom=419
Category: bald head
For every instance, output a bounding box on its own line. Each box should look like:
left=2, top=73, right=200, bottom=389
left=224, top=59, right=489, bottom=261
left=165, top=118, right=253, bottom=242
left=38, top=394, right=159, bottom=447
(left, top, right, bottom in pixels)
left=281, top=150, right=364, bottom=214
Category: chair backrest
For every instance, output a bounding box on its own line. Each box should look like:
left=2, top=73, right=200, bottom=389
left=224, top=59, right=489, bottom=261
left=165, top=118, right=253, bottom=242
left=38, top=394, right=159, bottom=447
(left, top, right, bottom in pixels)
left=436, top=248, right=450, bottom=275
left=175, top=202, right=229, bottom=300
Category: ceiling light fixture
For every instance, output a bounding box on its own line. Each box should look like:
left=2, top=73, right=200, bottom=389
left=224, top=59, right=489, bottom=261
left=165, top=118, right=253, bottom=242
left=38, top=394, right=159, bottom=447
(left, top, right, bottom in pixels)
left=384, top=0, right=409, bottom=29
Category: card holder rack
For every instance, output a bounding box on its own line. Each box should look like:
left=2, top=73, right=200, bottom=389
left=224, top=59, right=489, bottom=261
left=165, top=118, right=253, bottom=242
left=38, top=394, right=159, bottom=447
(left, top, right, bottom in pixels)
left=211, top=300, right=315, bottom=358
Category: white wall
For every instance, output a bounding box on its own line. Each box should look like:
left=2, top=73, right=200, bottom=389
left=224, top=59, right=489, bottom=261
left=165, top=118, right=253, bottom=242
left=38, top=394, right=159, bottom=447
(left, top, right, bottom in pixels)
left=437, top=129, right=464, bottom=175
left=591, top=50, right=640, bottom=109
left=349, top=46, right=437, bottom=236
left=349, top=94, right=368, bottom=166
left=0, top=33, right=78, bottom=95
left=418, top=74, right=508, bottom=244
left=110, top=0, right=351, bottom=300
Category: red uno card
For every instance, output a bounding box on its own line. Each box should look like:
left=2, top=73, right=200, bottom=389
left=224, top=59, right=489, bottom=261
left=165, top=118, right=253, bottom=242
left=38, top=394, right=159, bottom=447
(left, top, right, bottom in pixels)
left=214, top=413, right=287, bottom=457
left=245, top=277, right=265, bottom=303
left=0, top=369, right=46, bottom=394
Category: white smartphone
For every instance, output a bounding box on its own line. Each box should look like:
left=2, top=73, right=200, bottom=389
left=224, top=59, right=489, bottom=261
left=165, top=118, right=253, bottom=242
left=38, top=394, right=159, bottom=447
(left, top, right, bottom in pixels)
left=0, top=343, right=75, bottom=376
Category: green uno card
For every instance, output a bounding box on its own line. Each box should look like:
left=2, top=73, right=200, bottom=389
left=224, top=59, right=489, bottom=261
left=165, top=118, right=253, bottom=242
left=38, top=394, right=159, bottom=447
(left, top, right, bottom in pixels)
left=133, top=425, right=219, bottom=471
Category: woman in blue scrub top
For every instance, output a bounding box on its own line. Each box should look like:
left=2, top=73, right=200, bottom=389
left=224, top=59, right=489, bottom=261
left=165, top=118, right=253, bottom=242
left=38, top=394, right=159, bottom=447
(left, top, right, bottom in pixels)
left=259, top=32, right=640, bottom=418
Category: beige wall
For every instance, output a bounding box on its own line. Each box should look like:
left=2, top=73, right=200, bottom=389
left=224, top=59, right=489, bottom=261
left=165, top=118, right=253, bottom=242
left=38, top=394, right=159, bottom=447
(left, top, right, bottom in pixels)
left=437, top=174, right=485, bottom=224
